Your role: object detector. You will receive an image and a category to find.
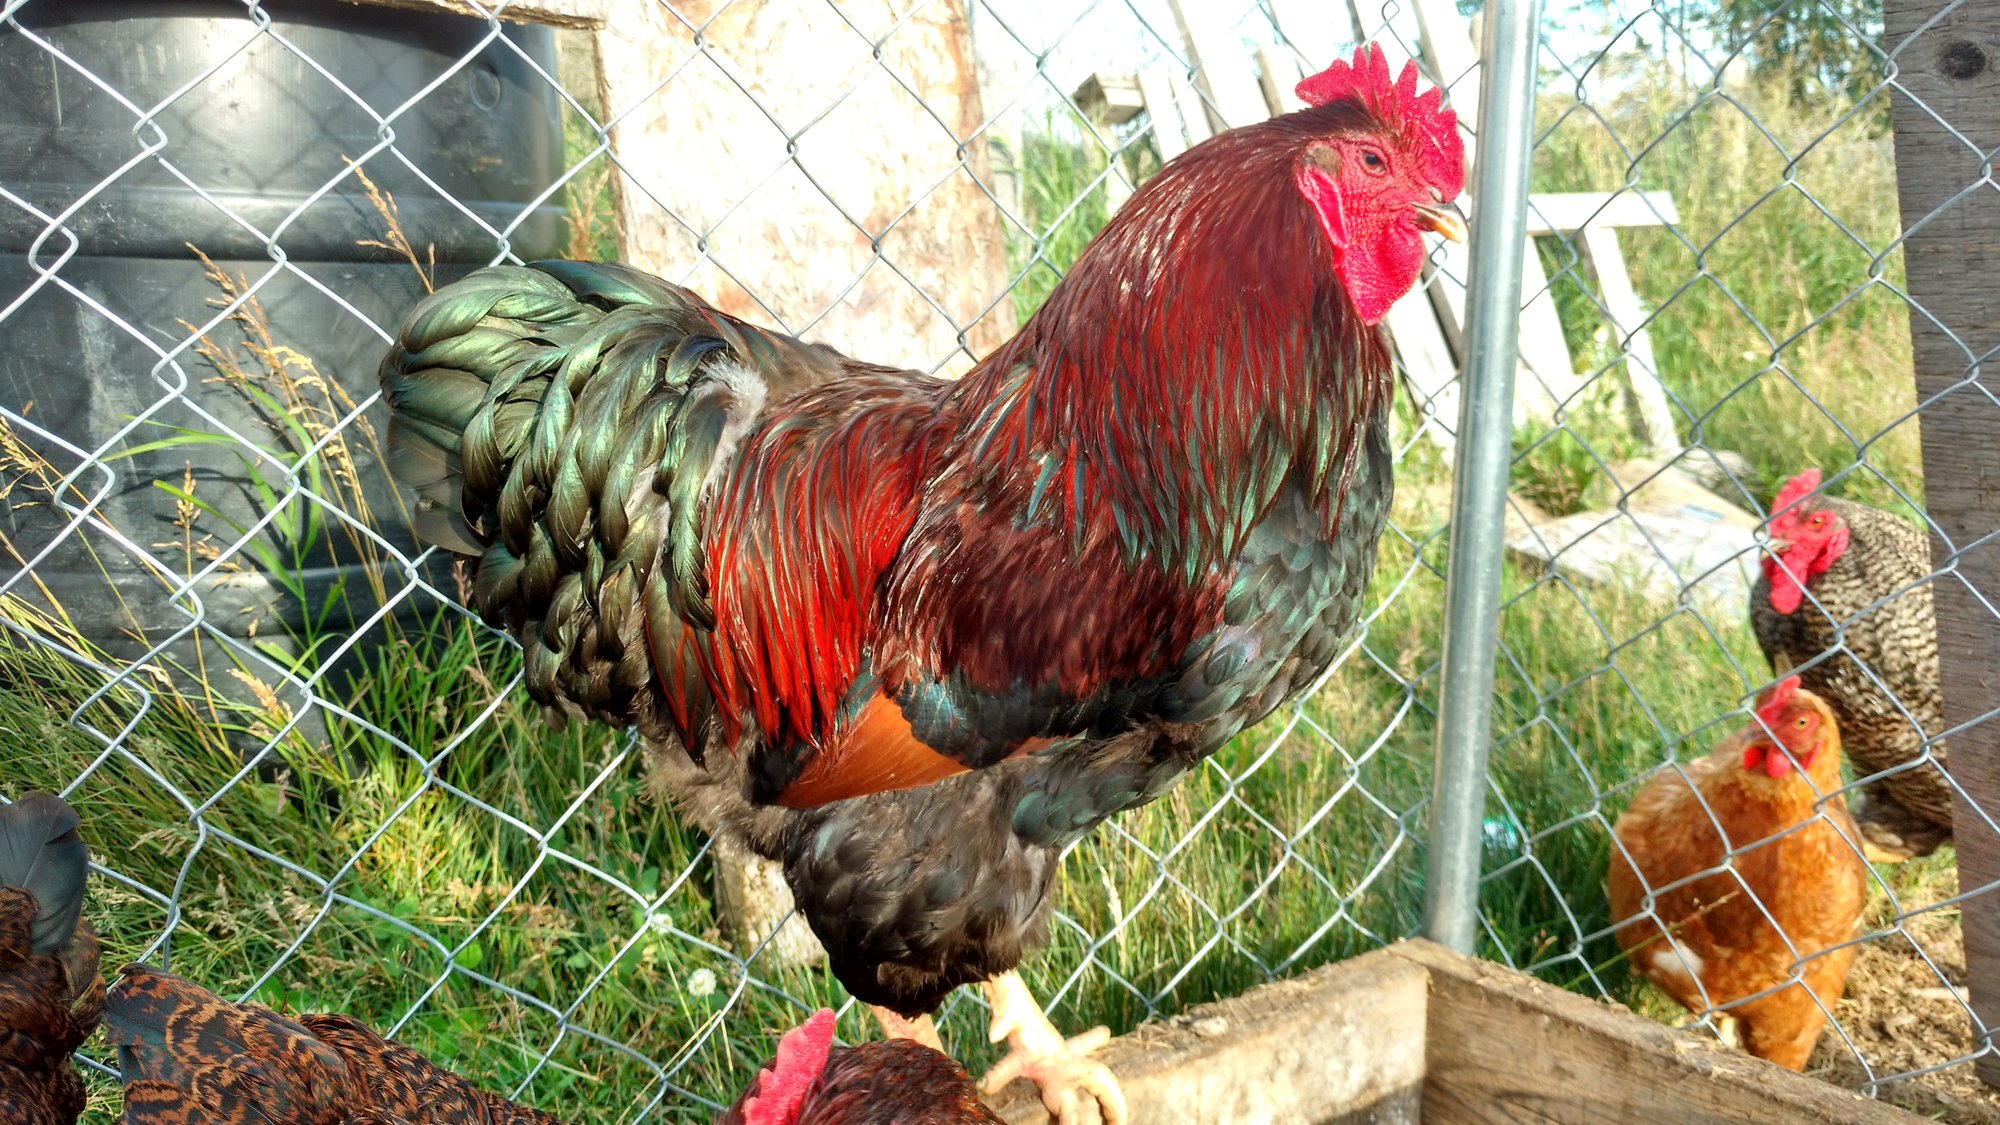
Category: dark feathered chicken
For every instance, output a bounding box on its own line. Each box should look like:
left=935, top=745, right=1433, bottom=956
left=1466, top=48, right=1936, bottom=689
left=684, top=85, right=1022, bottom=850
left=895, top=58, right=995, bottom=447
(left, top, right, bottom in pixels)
left=1751, top=468, right=1949, bottom=860
left=716, top=1009, right=1002, bottom=1125
left=106, top=965, right=567, bottom=1124
left=379, top=44, right=1463, bottom=1122
left=0, top=793, right=100, bottom=1125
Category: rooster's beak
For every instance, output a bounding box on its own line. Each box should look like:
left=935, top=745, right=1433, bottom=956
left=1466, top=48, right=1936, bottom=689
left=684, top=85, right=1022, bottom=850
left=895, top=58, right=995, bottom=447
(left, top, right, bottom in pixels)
left=1414, top=200, right=1468, bottom=243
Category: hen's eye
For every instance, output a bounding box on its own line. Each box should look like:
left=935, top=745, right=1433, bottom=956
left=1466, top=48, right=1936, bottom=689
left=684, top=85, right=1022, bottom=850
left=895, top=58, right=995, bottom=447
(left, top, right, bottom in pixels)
left=1796, top=717, right=1810, bottom=729
left=1361, top=150, right=1385, bottom=170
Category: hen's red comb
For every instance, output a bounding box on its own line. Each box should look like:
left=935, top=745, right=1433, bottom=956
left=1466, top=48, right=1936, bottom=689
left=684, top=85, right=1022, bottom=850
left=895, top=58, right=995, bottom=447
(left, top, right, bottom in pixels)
left=1772, top=468, right=1823, bottom=516
left=740, top=1009, right=836, bottom=1125
left=1297, top=43, right=1464, bottom=198
left=1755, top=675, right=1802, bottom=731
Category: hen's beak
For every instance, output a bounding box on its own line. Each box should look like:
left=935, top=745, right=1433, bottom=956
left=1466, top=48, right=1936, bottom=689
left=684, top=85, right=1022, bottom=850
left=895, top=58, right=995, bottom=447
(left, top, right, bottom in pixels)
left=1414, top=200, right=1468, bottom=243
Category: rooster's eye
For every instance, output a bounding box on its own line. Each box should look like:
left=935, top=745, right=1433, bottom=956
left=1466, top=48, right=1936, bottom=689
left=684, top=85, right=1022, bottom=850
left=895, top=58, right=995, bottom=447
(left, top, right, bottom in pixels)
left=1361, top=150, right=1385, bottom=172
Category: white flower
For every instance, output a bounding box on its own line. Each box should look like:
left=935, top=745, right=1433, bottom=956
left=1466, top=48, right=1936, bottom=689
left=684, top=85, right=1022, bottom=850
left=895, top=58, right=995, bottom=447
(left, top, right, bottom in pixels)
left=687, top=967, right=718, bottom=998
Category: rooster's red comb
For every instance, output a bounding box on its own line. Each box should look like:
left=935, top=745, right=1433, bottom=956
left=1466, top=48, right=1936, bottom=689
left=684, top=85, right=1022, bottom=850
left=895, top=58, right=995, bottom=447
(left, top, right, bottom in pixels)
left=1755, top=675, right=1803, bottom=730
left=1772, top=468, right=1824, bottom=516
left=740, top=1009, right=836, bottom=1125
left=1297, top=43, right=1464, bottom=198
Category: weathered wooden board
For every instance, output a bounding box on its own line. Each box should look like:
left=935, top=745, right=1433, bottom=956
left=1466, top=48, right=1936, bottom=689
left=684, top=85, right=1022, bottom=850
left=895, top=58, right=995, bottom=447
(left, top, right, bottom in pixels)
left=1524, top=190, right=1681, bottom=236
left=1168, top=0, right=1272, bottom=132
left=1272, top=0, right=1351, bottom=67
left=1136, top=68, right=1192, bottom=161
left=1387, top=940, right=1925, bottom=1124
left=592, top=0, right=1016, bottom=378
left=1405, top=0, right=1584, bottom=428
left=1581, top=226, right=1680, bottom=456
left=335, top=0, right=608, bottom=26
left=986, top=940, right=1920, bottom=1123
left=988, top=948, right=1429, bottom=1125
left=1882, top=0, right=2000, bottom=1090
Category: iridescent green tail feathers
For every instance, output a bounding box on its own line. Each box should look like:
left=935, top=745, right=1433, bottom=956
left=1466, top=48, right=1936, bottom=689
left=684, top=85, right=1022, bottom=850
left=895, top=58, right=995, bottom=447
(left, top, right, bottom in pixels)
left=379, top=260, right=855, bottom=746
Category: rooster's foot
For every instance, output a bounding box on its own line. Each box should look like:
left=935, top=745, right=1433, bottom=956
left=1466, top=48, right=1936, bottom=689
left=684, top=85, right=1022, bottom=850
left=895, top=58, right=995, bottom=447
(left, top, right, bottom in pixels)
left=979, top=971, right=1127, bottom=1125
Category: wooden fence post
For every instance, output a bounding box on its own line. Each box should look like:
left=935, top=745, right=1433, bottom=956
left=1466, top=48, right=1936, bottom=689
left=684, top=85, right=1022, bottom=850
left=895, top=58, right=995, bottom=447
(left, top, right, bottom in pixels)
left=1883, top=0, right=2000, bottom=1087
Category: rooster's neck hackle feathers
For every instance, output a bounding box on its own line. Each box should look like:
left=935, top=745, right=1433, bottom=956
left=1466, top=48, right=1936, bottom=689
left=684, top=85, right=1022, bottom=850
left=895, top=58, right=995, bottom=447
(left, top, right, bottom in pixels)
left=950, top=104, right=1388, bottom=575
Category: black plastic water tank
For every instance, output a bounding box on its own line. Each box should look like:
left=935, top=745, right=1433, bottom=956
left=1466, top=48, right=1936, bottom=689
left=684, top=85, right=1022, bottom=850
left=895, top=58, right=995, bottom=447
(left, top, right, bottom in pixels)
left=0, top=1, right=563, bottom=695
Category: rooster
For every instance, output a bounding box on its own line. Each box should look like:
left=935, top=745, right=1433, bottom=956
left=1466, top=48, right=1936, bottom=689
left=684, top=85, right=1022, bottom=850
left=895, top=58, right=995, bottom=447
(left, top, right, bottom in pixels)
left=1607, top=676, right=1868, bottom=1070
left=1751, top=467, right=1949, bottom=861
left=717, top=1009, right=1002, bottom=1125
left=106, top=965, right=567, bottom=1124
left=0, top=793, right=100, bottom=1125
left=379, top=44, right=1464, bottom=1122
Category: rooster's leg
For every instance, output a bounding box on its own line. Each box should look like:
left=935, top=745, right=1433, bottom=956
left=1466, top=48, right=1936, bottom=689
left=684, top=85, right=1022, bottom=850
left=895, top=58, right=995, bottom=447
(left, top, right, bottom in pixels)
left=979, top=971, right=1126, bottom=1125
left=870, top=1005, right=943, bottom=1052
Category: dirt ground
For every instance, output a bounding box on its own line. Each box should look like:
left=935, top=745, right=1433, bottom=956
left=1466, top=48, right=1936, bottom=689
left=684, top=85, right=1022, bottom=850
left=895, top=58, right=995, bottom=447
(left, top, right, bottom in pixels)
left=1808, top=863, right=2000, bottom=1122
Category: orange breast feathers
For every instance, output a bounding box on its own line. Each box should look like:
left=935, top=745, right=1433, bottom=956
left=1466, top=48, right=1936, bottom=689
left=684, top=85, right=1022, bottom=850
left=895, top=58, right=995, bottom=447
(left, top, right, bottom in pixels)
left=778, top=691, right=1059, bottom=808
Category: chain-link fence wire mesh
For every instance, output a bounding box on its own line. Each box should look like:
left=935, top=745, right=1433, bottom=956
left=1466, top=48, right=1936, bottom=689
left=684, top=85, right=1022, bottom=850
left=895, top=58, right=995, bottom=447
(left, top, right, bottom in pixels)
left=0, top=1, right=1451, bottom=1119
left=0, top=0, right=1986, bottom=1118
left=1470, top=0, right=1998, bottom=1114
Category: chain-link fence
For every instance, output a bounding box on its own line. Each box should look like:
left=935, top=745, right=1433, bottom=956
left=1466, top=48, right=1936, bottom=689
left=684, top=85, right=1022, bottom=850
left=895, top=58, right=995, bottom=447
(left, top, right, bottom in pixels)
left=1, top=0, right=1992, bottom=1119
left=1486, top=2, right=1996, bottom=1116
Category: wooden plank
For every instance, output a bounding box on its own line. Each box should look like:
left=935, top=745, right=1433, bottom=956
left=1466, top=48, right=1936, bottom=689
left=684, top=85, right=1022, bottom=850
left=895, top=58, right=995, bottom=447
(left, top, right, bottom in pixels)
left=1137, top=67, right=1193, bottom=161
left=1167, top=70, right=1213, bottom=146
left=1168, top=0, right=1271, bottom=131
left=1523, top=190, right=1682, bottom=236
left=1387, top=940, right=1925, bottom=1124
left=1882, top=0, right=2000, bottom=1091
left=1387, top=285, right=1461, bottom=448
left=591, top=0, right=1016, bottom=377
left=987, top=947, right=1429, bottom=1125
left=1407, top=0, right=1583, bottom=428
left=1276, top=0, right=1354, bottom=67
left=1256, top=46, right=1307, bottom=116
left=334, top=0, right=609, bottom=26
left=1073, top=73, right=1146, bottom=126
left=1580, top=226, right=1680, bottom=456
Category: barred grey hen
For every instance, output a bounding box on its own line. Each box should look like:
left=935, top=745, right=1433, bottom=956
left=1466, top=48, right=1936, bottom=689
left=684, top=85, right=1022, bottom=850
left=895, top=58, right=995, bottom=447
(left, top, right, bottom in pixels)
left=1750, top=468, right=1950, bottom=860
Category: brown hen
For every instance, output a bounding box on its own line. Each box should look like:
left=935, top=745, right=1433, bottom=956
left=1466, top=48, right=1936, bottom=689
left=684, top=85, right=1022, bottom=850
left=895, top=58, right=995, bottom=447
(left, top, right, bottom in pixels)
left=1607, top=676, right=1868, bottom=1070
left=106, top=966, right=566, bottom=1125
left=0, top=793, right=101, bottom=1125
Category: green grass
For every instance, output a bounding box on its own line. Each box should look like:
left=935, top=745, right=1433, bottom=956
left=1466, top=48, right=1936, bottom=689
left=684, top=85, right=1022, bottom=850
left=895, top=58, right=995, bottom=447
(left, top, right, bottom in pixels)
left=1532, top=55, right=1921, bottom=517
left=3, top=57, right=1954, bottom=1122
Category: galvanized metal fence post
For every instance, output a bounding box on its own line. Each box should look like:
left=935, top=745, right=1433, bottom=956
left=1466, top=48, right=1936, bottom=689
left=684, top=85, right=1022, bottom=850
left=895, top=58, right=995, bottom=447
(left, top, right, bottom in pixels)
left=1421, top=0, right=1545, bottom=954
